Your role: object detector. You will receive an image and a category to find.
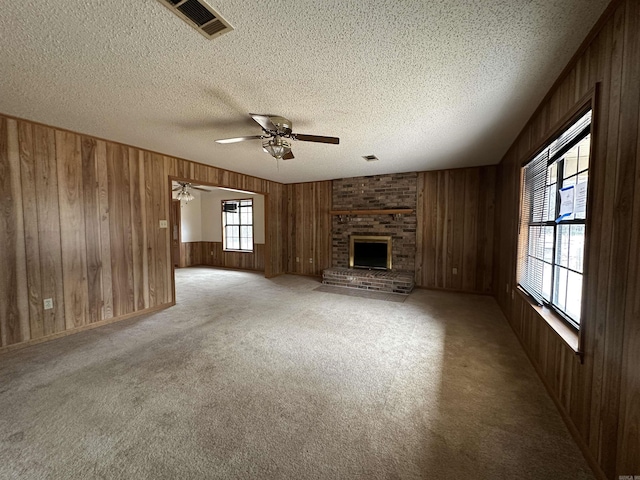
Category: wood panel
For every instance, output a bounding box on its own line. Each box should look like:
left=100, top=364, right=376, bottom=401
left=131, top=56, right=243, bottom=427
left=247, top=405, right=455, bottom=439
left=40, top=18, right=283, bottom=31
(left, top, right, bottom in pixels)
left=129, top=148, right=145, bottom=311
left=33, top=124, right=65, bottom=335
left=477, top=167, right=496, bottom=291
left=617, top=88, right=640, bottom=473
left=18, top=122, right=68, bottom=338
left=493, top=1, right=640, bottom=478
left=143, top=151, right=159, bottom=308
left=95, top=140, right=114, bottom=320
left=314, top=182, right=332, bottom=275
left=285, top=181, right=332, bottom=276
left=56, top=130, right=89, bottom=329
left=219, top=244, right=265, bottom=271
left=180, top=241, right=203, bottom=267
left=81, top=136, right=102, bottom=324
left=18, top=122, right=44, bottom=338
left=152, top=154, right=168, bottom=306
left=614, top=1, right=640, bottom=475
left=179, top=241, right=266, bottom=272
left=106, top=142, right=134, bottom=317
left=0, top=118, right=29, bottom=345
left=0, top=112, right=286, bottom=352
left=415, top=167, right=495, bottom=293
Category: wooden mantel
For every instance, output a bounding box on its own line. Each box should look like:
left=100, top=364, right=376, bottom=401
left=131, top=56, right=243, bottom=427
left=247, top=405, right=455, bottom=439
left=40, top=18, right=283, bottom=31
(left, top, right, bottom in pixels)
left=329, top=209, right=414, bottom=215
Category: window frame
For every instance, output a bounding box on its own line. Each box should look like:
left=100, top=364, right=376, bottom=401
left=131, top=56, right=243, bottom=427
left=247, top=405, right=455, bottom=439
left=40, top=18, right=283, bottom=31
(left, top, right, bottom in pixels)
left=521, top=123, right=590, bottom=329
left=222, top=198, right=254, bottom=253
left=516, top=87, right=598, bottom=356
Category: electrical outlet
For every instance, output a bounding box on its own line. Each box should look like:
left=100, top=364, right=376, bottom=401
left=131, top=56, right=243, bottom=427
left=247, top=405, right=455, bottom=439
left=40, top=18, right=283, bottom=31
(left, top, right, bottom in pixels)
left=210, top=251, right=214, bottom=255
left=296, top=257, right=299, bottom=263
left=309, top=258, right=313, bottom=264
left=159, top=220, right=168, bottom=228
left=452, top=267, right=458, bottom=275
left=43, top=298, right=53, bottom=310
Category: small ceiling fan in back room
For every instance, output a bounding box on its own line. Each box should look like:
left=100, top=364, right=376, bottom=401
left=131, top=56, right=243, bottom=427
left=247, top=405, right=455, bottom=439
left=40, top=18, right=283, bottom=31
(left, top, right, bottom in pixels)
left=215, top=113, right=340, bottom=160
left=172, top=181, right=211, bottom=204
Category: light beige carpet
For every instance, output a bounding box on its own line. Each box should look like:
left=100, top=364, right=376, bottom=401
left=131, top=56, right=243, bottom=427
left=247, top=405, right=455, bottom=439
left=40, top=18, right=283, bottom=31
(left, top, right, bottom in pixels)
left=0, top=268, right=594, bottom=479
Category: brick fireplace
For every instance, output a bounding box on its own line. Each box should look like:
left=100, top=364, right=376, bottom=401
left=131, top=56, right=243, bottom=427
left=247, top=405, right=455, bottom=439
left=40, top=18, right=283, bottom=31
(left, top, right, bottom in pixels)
left=323, top=172, right=417, bottom=294
left=331, top=172, right=417, bottom=273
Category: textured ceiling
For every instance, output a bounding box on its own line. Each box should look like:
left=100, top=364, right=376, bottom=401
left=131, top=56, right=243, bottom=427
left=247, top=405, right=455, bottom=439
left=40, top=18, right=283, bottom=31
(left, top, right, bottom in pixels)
left=0, top=0, right=609, bottom=183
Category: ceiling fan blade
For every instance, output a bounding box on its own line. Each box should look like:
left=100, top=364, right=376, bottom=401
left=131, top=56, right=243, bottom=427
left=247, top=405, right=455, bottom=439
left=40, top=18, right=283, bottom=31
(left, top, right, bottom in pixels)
left=215, top=135, right=263, bottom=144
left=192, top=186, right=212, bottom=192
left=172, top=186, right=182, bottom=191
left=294, top=133, right=340, bottom=145
left=249, top=113, right=278, bottom=132
left=282, top=151, right=295, bottom=160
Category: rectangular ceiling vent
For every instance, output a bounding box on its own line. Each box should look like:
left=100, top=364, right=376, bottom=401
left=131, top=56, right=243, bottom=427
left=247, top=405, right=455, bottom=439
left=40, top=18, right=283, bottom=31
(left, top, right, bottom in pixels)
left=158, top=0, right=233, bottom=40
left=363, top=155, right=379, bottom=162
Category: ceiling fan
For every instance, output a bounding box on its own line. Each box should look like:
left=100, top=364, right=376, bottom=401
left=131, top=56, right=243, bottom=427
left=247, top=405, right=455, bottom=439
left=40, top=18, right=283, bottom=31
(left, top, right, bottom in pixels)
left=215, top=113, right=340, bottom=160
left=172, top=181, right=211, bottom=203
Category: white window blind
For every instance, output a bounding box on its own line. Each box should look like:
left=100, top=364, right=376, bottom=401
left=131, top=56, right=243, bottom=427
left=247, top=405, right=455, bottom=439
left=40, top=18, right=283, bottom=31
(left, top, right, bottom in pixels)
left=518, top=110, right=592, bottom=327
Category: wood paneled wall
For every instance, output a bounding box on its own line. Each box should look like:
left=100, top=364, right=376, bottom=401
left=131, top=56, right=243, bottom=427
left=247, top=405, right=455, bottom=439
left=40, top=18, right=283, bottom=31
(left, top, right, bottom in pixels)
left=415, top=167, right=495, bottom=293
left=285, top=182, right=332, bottom=276
left=286, top=173, right=496, bottom=290
left=180, top=242, right=265, bottom=271
left=493, top=1, right=639, bottom=478
left=0, top=115, right=285, bottom=352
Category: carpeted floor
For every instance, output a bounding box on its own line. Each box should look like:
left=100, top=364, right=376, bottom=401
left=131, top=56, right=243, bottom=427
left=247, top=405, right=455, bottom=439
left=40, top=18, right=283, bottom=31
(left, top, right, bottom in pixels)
left=0, top=268, right=594, bottom=479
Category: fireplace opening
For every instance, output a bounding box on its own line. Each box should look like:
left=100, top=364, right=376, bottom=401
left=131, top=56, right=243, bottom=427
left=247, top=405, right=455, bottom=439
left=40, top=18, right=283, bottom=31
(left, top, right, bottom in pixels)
left=349, top=235, right=392, bottom=270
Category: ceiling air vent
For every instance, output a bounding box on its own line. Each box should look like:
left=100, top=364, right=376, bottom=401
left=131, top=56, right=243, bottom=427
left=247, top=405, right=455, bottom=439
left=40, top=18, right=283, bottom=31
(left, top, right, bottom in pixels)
left=158, top=0, right=233, bottom=40
left=363, top=155, right=379, bottom=162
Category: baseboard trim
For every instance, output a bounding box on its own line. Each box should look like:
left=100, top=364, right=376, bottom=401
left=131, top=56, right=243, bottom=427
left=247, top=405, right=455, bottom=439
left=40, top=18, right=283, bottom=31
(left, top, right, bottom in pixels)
left=498, top=304, right=607, bottom=480
left=0, top=302, right=174, bottom=356
left=180, top=265, right=265, bottom=273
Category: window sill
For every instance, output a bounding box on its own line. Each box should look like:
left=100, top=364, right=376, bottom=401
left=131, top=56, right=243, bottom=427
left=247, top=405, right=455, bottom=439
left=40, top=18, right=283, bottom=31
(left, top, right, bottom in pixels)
left=223, top=249, right=253, bottom=253
left=515, top=287, right=581, bottom=355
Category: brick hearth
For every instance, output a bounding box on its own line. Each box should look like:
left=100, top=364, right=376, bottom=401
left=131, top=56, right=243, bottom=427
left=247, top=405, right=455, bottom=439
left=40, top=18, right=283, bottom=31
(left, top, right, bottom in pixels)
left=322, top=268, right=415, bottom=294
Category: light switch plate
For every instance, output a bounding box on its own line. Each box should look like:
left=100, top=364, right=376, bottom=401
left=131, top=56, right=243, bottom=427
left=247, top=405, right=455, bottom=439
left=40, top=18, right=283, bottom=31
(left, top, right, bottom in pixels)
left=159, top=220, right=168, bottom=228
left=43, top=298, right=53, bottom=310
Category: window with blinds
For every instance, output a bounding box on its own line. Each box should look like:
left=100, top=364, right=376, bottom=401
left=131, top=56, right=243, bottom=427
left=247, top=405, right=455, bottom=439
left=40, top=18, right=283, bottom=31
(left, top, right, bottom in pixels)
left=517, top=109, right=592, bottom=329
left=222, top=199, right=253, bottom=252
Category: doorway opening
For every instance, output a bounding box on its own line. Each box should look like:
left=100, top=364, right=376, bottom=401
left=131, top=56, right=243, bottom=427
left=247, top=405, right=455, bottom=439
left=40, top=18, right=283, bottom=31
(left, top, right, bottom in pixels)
left=168, top=177, right=270, bottom=300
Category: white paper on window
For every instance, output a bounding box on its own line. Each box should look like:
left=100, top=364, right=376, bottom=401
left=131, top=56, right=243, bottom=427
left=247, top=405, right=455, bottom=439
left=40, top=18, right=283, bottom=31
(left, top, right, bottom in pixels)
left=557, top=185, right=575, bottom=222
left=574, top=182, right=588, bottom=215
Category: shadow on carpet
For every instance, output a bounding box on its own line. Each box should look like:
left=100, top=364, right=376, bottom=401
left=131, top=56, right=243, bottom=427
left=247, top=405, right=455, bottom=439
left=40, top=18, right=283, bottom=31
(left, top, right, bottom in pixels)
left=314, top=285, right=408, bottom=302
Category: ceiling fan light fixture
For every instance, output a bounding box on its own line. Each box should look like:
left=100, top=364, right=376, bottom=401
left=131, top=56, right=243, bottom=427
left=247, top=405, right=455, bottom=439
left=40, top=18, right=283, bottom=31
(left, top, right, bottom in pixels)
left=176, top=186, right=195, bottom=203
left=215, top=114, right=339, bottom=161
left=262, top=136, right=291, bottom=160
